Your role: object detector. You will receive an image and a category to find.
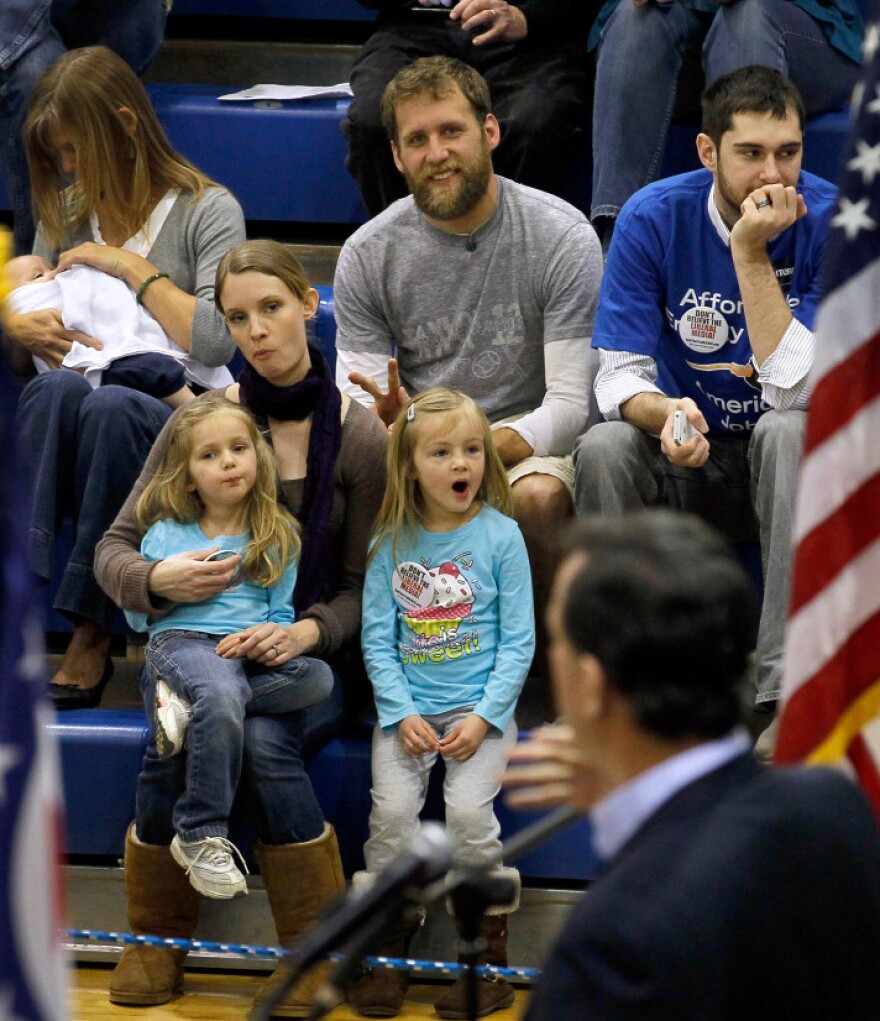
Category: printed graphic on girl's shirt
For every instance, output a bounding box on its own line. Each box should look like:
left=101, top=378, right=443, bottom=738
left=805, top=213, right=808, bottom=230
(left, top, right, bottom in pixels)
left=391, top=553, right=484, bottom=664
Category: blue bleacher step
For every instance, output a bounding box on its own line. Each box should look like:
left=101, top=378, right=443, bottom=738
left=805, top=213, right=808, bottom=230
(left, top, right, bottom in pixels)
left=146, top=84, right=367, bottom=225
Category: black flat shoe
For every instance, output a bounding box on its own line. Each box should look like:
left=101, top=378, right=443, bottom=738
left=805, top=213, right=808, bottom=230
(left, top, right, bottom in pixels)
left=48, top=658, right=114, bottom=711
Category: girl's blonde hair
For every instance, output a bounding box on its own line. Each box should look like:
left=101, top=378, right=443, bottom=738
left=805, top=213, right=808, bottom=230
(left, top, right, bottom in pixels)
left=136, top=395, right=300, bottom=587
left=370, top=388, right=512, bottom=564
left=215, top=239, right=312, bottom=310
left=24, top=46, right=218, bottom=250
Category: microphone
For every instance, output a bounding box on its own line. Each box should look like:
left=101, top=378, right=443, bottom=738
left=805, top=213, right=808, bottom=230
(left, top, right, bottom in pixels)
left=255, top=821, right=452, bottom=1021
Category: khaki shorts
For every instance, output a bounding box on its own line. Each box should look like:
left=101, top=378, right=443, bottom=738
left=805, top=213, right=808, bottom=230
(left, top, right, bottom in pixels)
left=493, top=412, right=576, bottom=498
left=507, top=453, right=575, bottom=496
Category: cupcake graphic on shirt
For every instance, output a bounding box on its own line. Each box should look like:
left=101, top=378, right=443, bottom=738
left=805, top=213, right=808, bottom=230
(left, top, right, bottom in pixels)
left=396, top=559, right=476, bottom=641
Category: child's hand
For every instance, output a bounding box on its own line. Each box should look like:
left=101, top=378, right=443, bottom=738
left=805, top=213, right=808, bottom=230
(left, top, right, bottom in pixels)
left=399, top=715, right=440, bottom=756
left=438, top=714, right=490, bottom=762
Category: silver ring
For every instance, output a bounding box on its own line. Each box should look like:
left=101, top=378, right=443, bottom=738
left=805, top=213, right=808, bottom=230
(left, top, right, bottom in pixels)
left=271, top=644, right=279, bottom=656
left=755, top=197, right=771, bottom=209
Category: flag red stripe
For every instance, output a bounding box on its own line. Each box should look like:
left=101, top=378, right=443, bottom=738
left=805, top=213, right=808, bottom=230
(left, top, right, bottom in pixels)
left=789, top=474, right=880, bottom=615
left=802, top=329, right=880, bottom=453
left=848, top=735, right=880, bottom=818
left=776, top=610, right=880, bottom=761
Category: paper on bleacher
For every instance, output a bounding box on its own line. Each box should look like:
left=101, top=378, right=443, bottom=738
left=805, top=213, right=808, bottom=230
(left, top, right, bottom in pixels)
left=219, top=83, right=353, bottom=102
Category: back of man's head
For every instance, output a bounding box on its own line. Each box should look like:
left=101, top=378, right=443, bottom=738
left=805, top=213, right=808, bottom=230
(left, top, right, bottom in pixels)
left=561, top=510, right=757, bottom=741
left=701, top=65, right=806, bottom=149
left=381, top=55, right=492, bottom=144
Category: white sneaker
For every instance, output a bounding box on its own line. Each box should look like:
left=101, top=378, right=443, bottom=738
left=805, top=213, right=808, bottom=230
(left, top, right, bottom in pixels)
left=170, top=834, right=249, bottom=899
left=155, top=678, right=192, bottom=758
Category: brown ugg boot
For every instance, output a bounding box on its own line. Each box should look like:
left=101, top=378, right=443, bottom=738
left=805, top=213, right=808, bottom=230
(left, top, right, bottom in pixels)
left=435, top=867, right=521, bottom=1020
left=252, top=823, right=347, bottom=1019
left=108, top=823, right=201, bottom=1006
left=434, top=914, right=516, bottom=1019
left=345, top=872, right=423, bottom=1018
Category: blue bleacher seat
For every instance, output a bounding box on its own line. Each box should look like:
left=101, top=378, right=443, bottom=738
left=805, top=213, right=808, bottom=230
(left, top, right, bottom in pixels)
left=53, top=708, right=599, bottom=880
left=147, top=85, right=367, bottom=225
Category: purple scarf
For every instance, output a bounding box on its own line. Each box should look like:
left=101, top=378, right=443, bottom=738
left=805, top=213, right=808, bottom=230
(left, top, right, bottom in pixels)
left=237, top=343, right=342, bottom=615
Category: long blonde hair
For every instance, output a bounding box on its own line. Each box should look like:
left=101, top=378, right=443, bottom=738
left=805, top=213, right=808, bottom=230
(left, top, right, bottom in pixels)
left=370, top=388, right=512, bottom=564
left=136, top=396, right=300, bottom=587
left=24, top=46, right=218, bottom=250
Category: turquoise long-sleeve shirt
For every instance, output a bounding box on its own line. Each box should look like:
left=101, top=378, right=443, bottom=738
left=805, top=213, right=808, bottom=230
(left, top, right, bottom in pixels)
left=125, top=519, right=297, bottom=637
left=361, top=506, right=535, bottom=733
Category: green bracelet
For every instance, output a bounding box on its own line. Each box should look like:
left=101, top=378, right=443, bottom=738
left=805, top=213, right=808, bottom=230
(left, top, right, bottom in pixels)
left=136, top=270, right=169, bottom=304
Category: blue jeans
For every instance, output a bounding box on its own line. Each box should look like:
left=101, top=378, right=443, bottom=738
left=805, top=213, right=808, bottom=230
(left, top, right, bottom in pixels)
left=0, top=0, right=168, bottom=254
left=16, top=371, right=172, bottom=630
left=144, top=629, right=334, bottom=841
left=591, top=0, right=861, bottom=222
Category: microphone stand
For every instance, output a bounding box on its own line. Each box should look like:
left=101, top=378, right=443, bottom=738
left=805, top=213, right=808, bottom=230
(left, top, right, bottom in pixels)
left=426, top=805, right=584, bottom=1021
left=252, top=805, right=584, bottom=1021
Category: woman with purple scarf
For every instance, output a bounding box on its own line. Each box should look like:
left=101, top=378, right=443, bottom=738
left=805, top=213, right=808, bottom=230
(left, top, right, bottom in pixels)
left=94, top=240, right=388, bottom=1017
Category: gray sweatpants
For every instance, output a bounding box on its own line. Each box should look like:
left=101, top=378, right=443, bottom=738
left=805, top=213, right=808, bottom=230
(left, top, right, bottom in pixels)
left=364, top=707, right=518, bottom=875
left=574, top=410, right=805, bottom=705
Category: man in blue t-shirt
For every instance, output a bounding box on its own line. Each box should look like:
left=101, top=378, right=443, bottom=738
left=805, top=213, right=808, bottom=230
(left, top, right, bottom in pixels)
left=574, top=66, right=835, bottom=744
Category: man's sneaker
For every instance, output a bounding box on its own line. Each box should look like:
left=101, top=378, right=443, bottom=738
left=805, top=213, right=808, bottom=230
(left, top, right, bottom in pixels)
left=155, top=678, right=192, bottom=758
left=170, top=834, right=249, bottom=899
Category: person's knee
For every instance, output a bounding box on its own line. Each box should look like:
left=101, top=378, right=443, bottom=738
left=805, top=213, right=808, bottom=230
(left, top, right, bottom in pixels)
left=370, top=791, right=419, bottom=835
left=511, top=474, right=572, bottom=534
left=78, top=385, right=170, bottom=443
left=704, top=0, right=778, bottom=75
left=576, top=421, right=643, bottom=474
left=750, top=409, right=806, bottom=461
left=445, top=799, right=492, bottom=843
left=200, top=692, right=247, bottom=739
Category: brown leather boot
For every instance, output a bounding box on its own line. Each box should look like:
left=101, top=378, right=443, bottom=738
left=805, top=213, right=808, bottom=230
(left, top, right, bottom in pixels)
left=434, top=914, right=517, bottom=1019
left=252, top=823, right=346, bottom=1019
left=108, top=823, right=201, bottom=1006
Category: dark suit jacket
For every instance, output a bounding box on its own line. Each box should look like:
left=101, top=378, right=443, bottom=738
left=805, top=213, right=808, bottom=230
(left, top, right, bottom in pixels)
left=527, top=753, right=880, bottom=1020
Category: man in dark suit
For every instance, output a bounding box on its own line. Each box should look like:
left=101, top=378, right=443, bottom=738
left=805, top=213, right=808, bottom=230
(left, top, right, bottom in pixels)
left=506, top=510, right=880, bottom=1020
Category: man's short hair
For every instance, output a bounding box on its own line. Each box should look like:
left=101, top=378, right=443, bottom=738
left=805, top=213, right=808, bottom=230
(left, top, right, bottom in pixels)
left=381, top=56, right=492, bottom=144
left=560, top=510, right=757, bottom=740
left=701, top=65, right=806, bottom=148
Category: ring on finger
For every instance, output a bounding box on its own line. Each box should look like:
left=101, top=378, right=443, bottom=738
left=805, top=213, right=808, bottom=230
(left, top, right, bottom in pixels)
left=271, top=643, right=280, bottom=656
left=755, top=197, right=771, bottom=209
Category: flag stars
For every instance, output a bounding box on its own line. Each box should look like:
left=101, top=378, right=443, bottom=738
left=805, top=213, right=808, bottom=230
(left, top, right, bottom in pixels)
left=0, top=744, right=22, bottom=806
left=832, top=197, right=877, bottom=240
left=867, top=84, right=880, bottom=116
left=848, top=140, right=880, bottom=185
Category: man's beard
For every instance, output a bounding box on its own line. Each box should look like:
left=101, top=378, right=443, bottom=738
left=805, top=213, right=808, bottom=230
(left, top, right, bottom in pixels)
left=714, top=160, right=750, bottom=229
left=406, top=141, right=493, bottom=221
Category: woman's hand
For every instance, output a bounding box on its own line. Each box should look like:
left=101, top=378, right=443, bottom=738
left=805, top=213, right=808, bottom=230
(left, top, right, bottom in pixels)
left=215, top=618, right=321, bottom=664
left=438, top=714, right=490, bottom=762
left=147, top=547, right=241, bottom=603
left=2, top=310, right=101, bottom=368
left=56, top=242, right=148, bottom=284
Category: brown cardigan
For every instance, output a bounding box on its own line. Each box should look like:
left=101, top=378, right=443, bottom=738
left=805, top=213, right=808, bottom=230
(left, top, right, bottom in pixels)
left=94, top=397, right=388, bottom=658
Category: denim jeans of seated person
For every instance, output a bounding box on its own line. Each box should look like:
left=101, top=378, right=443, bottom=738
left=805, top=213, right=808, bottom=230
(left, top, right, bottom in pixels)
left=143, top=629, right=333, bottom=843
left=17, top=371, right=172, bottom=631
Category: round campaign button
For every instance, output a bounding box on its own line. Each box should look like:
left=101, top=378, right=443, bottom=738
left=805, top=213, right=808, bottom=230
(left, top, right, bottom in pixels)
left=392, top=561, right=435, bottom=611
left=678, top=306, right=729, bottom=353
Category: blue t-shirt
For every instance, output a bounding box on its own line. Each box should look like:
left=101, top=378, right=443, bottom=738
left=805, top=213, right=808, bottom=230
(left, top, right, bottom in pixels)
left=125, top=519, right=297, bottom=636
left=594, top=167, right=836, bottom=435
left=361, top=505, right=535, bottom=733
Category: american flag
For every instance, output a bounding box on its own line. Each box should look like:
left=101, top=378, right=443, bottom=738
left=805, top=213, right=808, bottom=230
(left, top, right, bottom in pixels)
left=775, top=17, right=880, bottom=811
left=0, top=229, right=69, bottom=1018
